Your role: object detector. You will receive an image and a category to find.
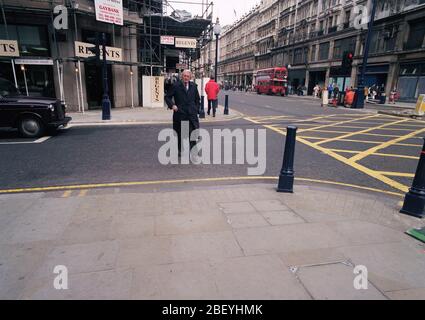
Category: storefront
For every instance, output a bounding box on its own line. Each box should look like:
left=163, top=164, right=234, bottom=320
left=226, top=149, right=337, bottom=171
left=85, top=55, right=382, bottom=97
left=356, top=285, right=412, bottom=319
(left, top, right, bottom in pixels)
left=0, top=24, right=56, bottom=97
left=357, top=64, right=389, bottom=90
left=288, top=68, right=306, bottom=94
left=308, top=68, right=327, bottom=95
left=397, top=62, right=425, bottom=102
left=330, top=66, right=352, bottom=92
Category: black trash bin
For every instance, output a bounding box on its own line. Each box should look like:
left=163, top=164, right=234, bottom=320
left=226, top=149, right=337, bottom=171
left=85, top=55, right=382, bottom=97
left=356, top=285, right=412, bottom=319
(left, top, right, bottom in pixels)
left=379, top=94, right=387, bottom=104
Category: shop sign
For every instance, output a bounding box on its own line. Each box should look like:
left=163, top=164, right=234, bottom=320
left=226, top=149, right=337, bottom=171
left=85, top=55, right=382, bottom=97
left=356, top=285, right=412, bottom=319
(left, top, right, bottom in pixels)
left=151, top=76, right=164, bottom=104
left=0, top=40, right=20, bottom=57
left=175, top=37, right=197, bottom=49
left=94, top=0, right=123, bottom=26
left=75, top=41, right=122, bottom=62
left=15, top=58, right=54, bottom=65
left=160, top=36, right=175, bottom=45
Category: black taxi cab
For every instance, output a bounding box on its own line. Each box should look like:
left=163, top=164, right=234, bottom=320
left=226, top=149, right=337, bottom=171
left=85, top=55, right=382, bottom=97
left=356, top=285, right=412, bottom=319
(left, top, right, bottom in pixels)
left=0, top=78, right=71, bottom=138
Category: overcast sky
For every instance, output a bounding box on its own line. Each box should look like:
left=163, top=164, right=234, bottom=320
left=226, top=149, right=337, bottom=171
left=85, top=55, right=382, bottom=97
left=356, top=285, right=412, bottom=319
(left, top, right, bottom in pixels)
left=169, top=0, right=261, bottom=26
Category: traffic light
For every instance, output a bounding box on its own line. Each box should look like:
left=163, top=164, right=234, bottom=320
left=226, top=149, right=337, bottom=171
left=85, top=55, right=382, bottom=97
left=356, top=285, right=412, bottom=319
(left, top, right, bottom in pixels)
left=86, top=33, right=101, bottom=64
left=341, top=51, right=354, bottom=72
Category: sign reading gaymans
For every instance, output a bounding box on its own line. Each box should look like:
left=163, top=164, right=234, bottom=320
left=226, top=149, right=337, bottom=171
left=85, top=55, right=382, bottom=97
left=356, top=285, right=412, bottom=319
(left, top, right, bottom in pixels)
left=0, top=40, right=20, bottom=57
left=75, top=41, right=122, bottom=62
left=94, top=0, right=123, bottom=26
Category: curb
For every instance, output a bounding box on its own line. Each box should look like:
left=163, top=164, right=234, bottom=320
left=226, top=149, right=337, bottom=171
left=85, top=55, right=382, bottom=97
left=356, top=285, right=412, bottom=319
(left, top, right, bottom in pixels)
left=378, top=110, right=424, bottom=120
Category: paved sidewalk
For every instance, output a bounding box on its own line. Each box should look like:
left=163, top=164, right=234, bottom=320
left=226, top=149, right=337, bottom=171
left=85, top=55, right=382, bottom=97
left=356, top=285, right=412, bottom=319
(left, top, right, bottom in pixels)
left=68, top=105, right=243, bottom=126
left=1, top=182, right=424, bottom=300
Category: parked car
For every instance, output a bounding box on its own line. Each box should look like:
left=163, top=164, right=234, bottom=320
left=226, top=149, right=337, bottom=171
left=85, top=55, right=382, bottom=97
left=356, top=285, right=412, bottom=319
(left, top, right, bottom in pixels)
left=0, top=78, right=71, bottom=138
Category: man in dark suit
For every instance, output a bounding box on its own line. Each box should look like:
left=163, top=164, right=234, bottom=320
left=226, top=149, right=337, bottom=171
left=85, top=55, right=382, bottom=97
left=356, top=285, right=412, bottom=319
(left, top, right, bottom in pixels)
left=165, top=70, right=201, bottom=156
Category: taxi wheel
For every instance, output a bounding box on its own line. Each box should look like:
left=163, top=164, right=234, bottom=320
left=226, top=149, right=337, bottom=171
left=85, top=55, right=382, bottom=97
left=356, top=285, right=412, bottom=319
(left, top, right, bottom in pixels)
left=18, top=117, right=45, bottom=138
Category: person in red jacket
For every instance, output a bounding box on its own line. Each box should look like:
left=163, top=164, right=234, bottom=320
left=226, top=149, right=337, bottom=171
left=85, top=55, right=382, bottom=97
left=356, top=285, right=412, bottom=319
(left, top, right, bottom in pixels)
left=205, top=76, right=220, bottom=117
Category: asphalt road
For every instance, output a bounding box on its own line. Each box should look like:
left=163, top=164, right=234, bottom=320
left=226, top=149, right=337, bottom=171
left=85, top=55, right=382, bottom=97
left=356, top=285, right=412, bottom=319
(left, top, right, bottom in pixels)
left=0, top=91, right=423, bottom=196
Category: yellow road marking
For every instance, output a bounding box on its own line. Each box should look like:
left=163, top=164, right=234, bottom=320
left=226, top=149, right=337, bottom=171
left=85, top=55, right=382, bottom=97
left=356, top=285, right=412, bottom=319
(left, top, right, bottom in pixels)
left=78, top=189, right=88, bottom=197
left=61, top=190, right=72, bottom=198
left=394, top=142, right=423, bottom=147
left=0, top=176, right=404, bottom=198
left=328, top=149, right=361, bottom=154
left=331, top=125, right=416, bottom=131
left=349, top=127, right=425, bottom=162
left=310, top=129, right=356, bottom=134
left=372, top=153, right=419, bottom=160
left=260, top=123, right=410, bottom=193
left=315, top=118, right=409, bottom=146
left=376, top=171, right=415, bottom=178
left=298, top=114, right=380, bottom=134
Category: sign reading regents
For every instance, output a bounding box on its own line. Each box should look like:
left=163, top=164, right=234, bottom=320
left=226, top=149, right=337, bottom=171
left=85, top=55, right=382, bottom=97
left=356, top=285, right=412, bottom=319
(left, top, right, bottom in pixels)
left=175, top=37, right=197, bottom=49
left=94, top=0, right=123, bottom=26
left=75, top=41, right=122, bottom=62
left=0, top=40, right=20, bottom=57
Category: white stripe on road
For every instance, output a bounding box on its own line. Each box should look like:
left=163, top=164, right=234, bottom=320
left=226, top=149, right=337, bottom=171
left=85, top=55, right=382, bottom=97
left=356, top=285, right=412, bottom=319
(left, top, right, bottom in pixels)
left=0, top=136, right=51, bottom=145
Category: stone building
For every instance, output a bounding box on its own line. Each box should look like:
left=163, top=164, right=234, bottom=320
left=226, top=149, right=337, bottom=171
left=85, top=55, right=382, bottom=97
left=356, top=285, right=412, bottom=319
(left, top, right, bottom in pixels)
left=0, top=0, right=143, bottom=111
left=215, top=4, right=260, bottom=88
left=272, top=0, right=425, bottom=101
left=204, top=0, right=425, bottom=102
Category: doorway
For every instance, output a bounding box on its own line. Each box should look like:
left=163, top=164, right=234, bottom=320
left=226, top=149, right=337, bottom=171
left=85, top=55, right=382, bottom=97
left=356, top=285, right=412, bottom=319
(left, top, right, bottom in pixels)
left=84, top=63, right=114, bottom=110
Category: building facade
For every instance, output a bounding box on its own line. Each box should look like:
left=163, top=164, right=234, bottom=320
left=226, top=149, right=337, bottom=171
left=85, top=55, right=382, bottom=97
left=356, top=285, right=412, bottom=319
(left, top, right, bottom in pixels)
left=215, top=5, right=260, bottom=88
left=0, top=0, right=143, bottom=112
left=209, top=0, right=425, bottom=102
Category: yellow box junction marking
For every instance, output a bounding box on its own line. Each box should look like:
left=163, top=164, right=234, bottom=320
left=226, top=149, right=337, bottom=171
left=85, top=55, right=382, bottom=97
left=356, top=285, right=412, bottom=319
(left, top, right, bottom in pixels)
left=245, top=113, right=424, bottom=194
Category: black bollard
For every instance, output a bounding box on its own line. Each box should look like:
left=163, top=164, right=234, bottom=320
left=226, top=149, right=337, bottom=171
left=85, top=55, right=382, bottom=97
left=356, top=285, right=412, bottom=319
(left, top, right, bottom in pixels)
left=277, top=126, right=298, bottom=193
left=199, top=95, right=205, bottom=119
left=400, top=137, right=425, bottom=218
left=224, top=95, right=229, bottom=115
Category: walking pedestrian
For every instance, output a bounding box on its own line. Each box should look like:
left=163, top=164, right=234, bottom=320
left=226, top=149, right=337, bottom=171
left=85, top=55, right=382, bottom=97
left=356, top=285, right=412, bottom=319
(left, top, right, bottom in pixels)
left=313, top=84, right=320, bottom=98
left=165, top=70, right=201, bottom=157
left=205, top=75, right=220, bottom=117
left=389, top=87, right=398, bottom=104
left=327, top=83, right=334, bottom=98
left=364, top=86, right=369, bottom=102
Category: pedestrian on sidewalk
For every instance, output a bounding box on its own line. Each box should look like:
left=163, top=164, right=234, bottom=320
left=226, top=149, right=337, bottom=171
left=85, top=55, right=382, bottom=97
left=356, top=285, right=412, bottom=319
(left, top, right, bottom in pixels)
left=313, top=84, right=320, bottom=98
left=364, top=86, right=369, bottom=102
left=327, top=83, right=334, bottom=98
left=389, top=87, right=398, bottom=104
left=205, top=75, right=220, bottom=117
left=165, top=69, right=201, bottom=156
left=344, top=88, right=355, bottom=108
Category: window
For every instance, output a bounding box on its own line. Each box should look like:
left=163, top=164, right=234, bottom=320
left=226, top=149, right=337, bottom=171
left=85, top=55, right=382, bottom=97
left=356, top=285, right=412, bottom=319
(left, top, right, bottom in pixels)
left=311, top=44, right=317, bottom=62
left=406, top=20, right=425, bottom=50
left=0, top=24, right=50, bottom=57
left=319, top=42, right=330, bottom=60
left=294, top=48, right=304, bottom=64
left=333, top=36, right=356, bottom=59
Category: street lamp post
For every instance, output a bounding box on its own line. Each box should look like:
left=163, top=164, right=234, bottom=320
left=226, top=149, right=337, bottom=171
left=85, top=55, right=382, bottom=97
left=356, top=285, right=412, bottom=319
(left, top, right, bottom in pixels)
left=352, top=0, right=378, bottom=109
left=101, top=32, right=111, bottom=120
left=213, top=18, right=221, bottom=82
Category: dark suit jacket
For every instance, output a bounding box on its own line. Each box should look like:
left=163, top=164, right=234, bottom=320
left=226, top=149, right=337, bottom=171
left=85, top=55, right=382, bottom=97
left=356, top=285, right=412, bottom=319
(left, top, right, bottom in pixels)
left=165, top=80, right=200, bottom=116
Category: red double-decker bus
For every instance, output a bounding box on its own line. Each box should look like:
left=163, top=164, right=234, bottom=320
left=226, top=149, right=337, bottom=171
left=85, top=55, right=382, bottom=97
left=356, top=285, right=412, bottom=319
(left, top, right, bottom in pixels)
left=254, top=67, right=288, bottom=96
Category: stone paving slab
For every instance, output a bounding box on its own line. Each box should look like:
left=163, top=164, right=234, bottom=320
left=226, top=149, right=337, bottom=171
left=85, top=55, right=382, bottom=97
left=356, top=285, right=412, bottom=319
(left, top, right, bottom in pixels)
left=0, top=183, right=424, bottom=300
left=296, top=263, right=387, bottom=300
